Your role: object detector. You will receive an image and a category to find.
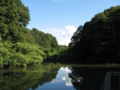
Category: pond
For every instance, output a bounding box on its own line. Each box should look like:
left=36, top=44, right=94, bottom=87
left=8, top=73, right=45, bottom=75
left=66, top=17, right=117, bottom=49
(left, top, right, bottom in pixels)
left=0, top=64, right=120, bottom=90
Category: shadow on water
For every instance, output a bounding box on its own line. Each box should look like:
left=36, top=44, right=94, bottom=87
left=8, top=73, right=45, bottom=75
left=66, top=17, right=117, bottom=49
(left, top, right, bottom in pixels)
left=0, top=64, right=120, bottom=90
left=70, top=67, right=120, bottom=90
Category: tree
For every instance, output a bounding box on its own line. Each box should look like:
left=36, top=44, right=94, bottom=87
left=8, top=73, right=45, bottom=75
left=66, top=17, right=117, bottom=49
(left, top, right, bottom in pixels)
left=0, top=0, right=30, bottom=42
left=69, top=26, right=83, bottom=47
left=69, top=6, right=120, bottom=63
left=31, top=28, right=58, bottom=49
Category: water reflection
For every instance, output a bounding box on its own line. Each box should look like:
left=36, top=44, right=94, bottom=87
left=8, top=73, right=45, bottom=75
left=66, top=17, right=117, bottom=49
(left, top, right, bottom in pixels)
left=0, top=65, right=75, bottom=90
left=70, top=67, right=120, bottom=90
left=0, top=65, right=120, bottom=90
left=0, top=65, right=59, bottom=90
left=36, top=67, right=75, bottom=90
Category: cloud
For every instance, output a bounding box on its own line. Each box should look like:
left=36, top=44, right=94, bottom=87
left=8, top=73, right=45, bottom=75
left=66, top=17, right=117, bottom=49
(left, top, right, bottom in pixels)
left=42, top=25, right=77, bottom=46
left=60, top=67, right=72, bottom=73
left=65, top=25, right=77, bottom=35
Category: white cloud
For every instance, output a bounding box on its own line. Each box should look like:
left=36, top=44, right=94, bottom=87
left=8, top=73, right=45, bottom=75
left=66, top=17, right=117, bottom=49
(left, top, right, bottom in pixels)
left=65, top=25, right=77, bottom=34
left=42, top=25, right=77, bottom=46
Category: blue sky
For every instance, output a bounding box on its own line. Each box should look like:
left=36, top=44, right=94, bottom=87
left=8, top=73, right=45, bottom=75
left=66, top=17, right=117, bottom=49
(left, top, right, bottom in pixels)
left=22, top=0, right=120, bottom=45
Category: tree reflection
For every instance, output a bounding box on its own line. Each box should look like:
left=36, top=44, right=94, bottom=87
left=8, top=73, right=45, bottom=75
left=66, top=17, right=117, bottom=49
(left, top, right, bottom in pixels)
left=0, top=65, right=59, bottom=90
left=70, top=67, right=120, bottom=90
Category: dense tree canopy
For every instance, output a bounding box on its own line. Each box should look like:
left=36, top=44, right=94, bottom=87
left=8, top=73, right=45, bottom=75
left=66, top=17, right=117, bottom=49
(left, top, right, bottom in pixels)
left=0, top=0, right=30, bottom=41
left=0, top=0, right=64, bottom=68
left=68, top=6, right=120, bottom=64
left=31, top=28, right=58, bottom=49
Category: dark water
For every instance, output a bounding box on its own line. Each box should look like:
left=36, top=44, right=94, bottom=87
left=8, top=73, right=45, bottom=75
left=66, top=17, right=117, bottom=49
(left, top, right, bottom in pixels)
left=0, top=65, right=120, bottom=90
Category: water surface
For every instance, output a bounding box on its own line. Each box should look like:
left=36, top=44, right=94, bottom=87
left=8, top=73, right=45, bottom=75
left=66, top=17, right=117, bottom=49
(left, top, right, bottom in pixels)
left=0, top=65, right=120, bottom=90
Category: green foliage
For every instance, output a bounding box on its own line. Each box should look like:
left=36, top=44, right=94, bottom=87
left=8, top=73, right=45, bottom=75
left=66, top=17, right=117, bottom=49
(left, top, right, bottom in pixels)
left=0, top=41, right=46, bottom=67
left=31, top=28, right=58, bottom=49
left=0, top=0, right=30, bottom=42
left=0, top=0, right=65, bottom=68
left=0, top=28, right=60, bottom=68
left=68, top=6, right=120, bottom=64
left=0, top=0, right=67, bottom=65
left=14, top=42, right=46, bottom=63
